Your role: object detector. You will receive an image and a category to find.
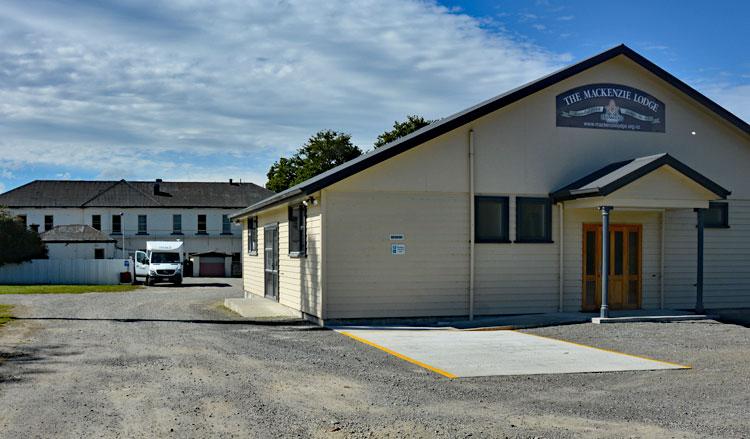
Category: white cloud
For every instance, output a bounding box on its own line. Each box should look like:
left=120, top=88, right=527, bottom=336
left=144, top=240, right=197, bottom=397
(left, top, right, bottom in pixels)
left=0, top=1, right=570, bottom=185
left=0, top=182, right=5, bottom=194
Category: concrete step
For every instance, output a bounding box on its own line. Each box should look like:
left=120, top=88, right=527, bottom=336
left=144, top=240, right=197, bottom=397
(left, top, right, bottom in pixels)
left=592, top=314, right=716, bottom=324
left=224, top=296, right=302, bottom=320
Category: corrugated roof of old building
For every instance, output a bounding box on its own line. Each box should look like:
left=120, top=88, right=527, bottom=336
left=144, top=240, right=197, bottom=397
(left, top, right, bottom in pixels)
left=40, top=224, right=117, bottom=242
left=0, top=179, right=274, bottom=208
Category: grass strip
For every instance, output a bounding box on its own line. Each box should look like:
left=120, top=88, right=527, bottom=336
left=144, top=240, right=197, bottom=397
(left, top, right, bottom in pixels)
left=0, top=285, right=141, bottom=294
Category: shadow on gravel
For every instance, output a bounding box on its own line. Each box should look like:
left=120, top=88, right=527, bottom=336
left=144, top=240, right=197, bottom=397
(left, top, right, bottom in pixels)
left=0, top=344, right=80, bottom=384
left=9, top=317, right=325, bottom=328
left=711, top=309, right=750, bottom=328
left=138, top=282, right=234, bottom=288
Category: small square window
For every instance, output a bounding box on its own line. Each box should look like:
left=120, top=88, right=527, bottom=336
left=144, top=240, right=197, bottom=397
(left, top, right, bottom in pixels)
left=288, top=205, right=307, bottom=257
left=222, top=214, right=232, bottom=234
left=137, top=215, right=148, bottom=234
left=172, top=214, right=182, bottom=234
left=94, top=248, right=105, bottom=259
left=703, top=202, right=729, bottom=228
left=111, top=215, right=122, bottom=234
left=516, top=197, right=553, bottom=243
left=197, top=214, right=207, bottom=234
left=247, top=217, right=258, bottom=255
left=475, top=196, right=509, bottom=243
left=92, top=215, right=101, bottom=231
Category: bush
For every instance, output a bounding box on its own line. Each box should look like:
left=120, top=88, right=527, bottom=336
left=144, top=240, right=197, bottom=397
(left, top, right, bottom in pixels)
left=0, top=208, right=47, bottom=266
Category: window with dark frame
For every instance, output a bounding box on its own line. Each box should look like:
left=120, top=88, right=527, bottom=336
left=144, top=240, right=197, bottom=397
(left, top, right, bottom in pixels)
left=94, top=248, right=105, bottom=259
left=222, top=214, right=232, bottom=234
left=172, top=214, right=182, bottom=234
left=475, top=196, right=509, bottom=243
left=197, top=214, right=207, bottom=234
left=44, top=215, right=54, bottom=231
left=288, top=204, right=307, bottom=257
left=247, top=216, right=258, bottom=255
left=16, top=215, right=27, bottom=228
left=111, top=215, right=122, bottom=234
left=92, top=215, right=101, bottom=231
left=704, top=202, right=729, bottom=228
left=515, top=197, right=553, bottom=243
left=137, top=215, right=147, bottom=234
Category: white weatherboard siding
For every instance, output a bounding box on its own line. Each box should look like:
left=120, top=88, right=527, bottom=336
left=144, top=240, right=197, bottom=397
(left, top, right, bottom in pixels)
left=664, top=199, right=750, bottom=309
left=475, top=196, right=559, bottom=315
left=242, top=203, right=323, bottom=318
left=325, top=191, right=469, bottom=319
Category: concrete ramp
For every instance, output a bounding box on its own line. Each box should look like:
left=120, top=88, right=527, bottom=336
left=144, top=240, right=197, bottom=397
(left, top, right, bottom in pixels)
left=337, top=328, right=688, bottom=378
left=224, top=295, right=301, bottom=320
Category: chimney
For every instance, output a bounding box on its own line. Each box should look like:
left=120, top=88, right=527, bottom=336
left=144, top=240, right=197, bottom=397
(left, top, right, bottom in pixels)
left=154, top=178, right=162, bottom=195
left=229, top=178, right=233, bottom=185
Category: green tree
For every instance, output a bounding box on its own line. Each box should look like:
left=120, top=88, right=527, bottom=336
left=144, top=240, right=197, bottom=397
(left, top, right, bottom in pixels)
left=374, top=115, right=435, bottom=148
left=266, top=130, right=362, bottom=192
left=0, top=208, right=47, bottom=266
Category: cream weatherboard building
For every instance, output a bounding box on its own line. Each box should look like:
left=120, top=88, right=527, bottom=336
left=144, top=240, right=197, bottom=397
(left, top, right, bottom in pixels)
left=231, top=45, right=750, bottom=323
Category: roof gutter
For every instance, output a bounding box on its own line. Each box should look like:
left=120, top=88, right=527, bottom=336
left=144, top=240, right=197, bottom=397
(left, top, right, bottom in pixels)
left=229, top=188, right=305, bottom=220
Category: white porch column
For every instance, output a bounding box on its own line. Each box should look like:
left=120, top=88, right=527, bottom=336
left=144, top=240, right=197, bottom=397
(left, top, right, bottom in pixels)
left=599, top=206, right=613, bottom=318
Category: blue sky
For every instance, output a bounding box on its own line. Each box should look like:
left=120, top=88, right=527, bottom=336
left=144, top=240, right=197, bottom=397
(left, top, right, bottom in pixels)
left=0, top=0, right=748, bottom=193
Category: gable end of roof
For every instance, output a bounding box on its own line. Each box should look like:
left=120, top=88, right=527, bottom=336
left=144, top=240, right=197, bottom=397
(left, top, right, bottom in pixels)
left=231, top=44, right=748, bottom=219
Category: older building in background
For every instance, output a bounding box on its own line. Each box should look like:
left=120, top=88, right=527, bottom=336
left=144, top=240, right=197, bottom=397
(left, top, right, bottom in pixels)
left=0, top=179, right=273, bottom=277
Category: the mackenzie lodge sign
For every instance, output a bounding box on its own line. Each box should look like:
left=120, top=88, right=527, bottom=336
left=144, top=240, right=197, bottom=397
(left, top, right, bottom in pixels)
left=556, top=83, right=666, bottom=132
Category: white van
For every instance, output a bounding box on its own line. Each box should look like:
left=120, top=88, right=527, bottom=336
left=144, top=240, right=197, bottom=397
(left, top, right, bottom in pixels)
left=135, top=241, right=184, bottom=286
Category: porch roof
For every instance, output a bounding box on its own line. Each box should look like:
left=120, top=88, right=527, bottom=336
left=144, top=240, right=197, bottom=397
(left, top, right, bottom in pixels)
left=550, top=153, right=731, bottom=208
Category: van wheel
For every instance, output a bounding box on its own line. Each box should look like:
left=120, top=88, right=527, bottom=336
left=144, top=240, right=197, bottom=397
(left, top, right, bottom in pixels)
left=145, top=276, right=151, bottom=286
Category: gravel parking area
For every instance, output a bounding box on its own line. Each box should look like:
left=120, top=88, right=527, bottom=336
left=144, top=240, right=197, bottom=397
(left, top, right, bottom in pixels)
left=0, top=281, right=748, bottom=438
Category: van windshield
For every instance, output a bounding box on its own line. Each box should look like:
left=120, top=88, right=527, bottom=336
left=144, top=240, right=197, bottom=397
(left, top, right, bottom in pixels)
left=150, top=252, right=180, bottom=264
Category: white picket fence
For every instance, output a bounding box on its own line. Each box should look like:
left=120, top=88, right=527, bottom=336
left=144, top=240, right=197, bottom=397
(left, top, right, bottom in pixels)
left=0, top=259, right=131, bottom=285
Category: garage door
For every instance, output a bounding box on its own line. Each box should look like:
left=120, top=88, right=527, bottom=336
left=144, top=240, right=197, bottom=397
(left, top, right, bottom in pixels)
left=199, top=257, right=225, bottom=277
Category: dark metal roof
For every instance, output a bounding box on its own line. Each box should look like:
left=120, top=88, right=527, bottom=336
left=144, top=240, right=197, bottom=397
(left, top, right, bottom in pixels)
left=550, top=153, right=731, bottom=202
left=231, top=44, right=749, bottom=219
left=0, top=179, right=274, bottom=208
left=40, top=224, right=116, bottom=243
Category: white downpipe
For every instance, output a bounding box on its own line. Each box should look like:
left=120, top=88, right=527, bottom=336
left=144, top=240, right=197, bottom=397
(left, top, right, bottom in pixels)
left=468, top=129, right=475, bottom=321
left=660, top=208, right=666, bottom=309
left=558, top=202, right=564, bottom=312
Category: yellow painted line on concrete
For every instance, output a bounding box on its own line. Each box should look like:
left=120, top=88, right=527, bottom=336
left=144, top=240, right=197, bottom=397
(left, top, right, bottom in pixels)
left=514, top=330, right=692, bottom=370
left=338, top=330, right=458, bottom=379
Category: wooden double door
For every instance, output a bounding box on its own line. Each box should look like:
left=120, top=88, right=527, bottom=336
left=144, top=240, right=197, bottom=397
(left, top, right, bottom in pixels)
left=582, top=224, right=642, bottom=311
